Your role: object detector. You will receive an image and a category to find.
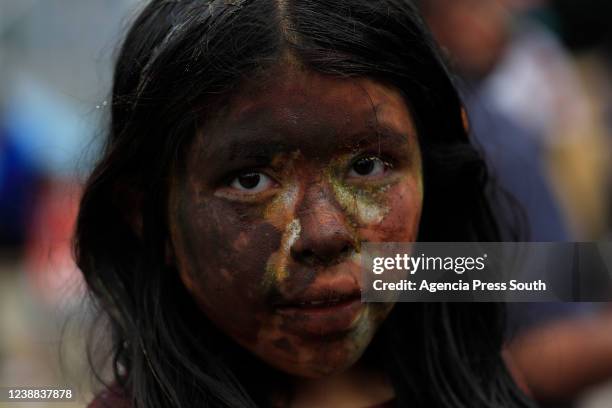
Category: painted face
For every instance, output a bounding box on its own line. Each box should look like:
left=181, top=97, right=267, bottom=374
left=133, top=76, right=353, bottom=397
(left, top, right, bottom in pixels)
left=168, top=67, right=423, bottom=378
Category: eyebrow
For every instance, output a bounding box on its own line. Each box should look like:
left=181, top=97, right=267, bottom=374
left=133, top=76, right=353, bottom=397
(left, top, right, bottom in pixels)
left=349, top=127, right=415, bottom=150
left=223, top=138, right=292, bottom=162
left=208, top=130, right=412, bottom=166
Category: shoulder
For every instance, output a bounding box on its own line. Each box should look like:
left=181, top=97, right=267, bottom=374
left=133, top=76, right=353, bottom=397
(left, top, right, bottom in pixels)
left=88, top=383, right=131, bottom=408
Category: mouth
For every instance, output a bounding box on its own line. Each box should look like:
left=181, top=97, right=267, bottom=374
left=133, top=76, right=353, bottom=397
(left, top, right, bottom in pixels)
left=274, top=285, right=365, bottom=338
left=276, top=291, right=360, bottom=309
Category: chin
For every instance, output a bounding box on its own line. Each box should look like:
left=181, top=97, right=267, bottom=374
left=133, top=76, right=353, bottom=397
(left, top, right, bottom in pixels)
left=275, top=357, right=362, bottom=379
left=258, top=337, right=370, bottom=379
left=241, top=305, right=391, bottom=378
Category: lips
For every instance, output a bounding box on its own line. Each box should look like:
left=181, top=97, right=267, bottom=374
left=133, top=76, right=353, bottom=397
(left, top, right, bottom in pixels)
left=292, top=296, right=357, bottom=308
left=274, top=279, right=365, bottom=338
left=276, top=289, right=359, bottom=308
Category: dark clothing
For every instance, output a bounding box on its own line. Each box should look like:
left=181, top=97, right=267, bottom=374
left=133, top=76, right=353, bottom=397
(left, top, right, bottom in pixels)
left=88, top=385, right=395, bottom=408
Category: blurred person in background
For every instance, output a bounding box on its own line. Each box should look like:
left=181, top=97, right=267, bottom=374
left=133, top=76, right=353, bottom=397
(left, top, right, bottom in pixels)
left=421, top=0, right=610, bottom=240
left=549, top=0, right=612, bottom=240
left=420, top=0, right=612, bottom=406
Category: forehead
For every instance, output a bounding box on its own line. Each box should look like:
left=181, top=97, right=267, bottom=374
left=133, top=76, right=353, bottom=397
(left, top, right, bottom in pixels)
left=228, top=67, right=414, bottom=132
left=194, top=67, right=418, bottom=161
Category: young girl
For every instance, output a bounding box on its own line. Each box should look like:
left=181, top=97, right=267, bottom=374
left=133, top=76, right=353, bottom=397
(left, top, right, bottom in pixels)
left=76, top=0, right=533, bottom=406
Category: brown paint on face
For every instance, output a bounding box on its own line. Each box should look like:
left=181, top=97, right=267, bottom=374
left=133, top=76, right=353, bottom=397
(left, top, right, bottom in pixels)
left=169, top=172, right=284, bottom=345
left=168, top=66, right=423, bottom=378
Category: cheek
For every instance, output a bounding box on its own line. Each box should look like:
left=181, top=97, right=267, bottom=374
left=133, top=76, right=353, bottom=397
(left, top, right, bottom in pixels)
left=171, top=193, right=283, bottom=343
left=359, top=177, right=423, bottom=242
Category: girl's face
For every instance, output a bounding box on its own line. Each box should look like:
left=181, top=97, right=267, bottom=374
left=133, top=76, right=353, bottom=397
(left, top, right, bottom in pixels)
left=168, top=67, right=423, bottom=378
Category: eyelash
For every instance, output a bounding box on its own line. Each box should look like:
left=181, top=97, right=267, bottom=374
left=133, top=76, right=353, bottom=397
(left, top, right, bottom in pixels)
left=347, top=154, right=394, bottom=179
left=220, top=153, right=396, bottom=196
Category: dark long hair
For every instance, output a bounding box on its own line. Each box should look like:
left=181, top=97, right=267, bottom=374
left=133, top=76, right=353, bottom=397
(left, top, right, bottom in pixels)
left=75, top=0, right=533, bottom=407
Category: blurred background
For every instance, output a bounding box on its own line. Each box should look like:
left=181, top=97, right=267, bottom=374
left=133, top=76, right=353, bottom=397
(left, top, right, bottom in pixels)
left=0, top=0, right=611, bottom=407
left=0, top=1, right=141, bottom=406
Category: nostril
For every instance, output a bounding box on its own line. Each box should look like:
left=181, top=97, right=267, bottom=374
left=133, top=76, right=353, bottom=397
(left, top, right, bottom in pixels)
left=291, top=247, right=316, bottom=266
left=317, top=243, right=354, bottom=266
left=339, top=245, right=352, bottom=258
left=291, top=243, right=354, bottom=267
left=301, top=249, right=315, bottom=261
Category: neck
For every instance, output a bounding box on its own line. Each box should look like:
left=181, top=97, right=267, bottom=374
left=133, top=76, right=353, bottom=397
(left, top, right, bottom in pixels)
left=277, top=361, right=394, bottom=408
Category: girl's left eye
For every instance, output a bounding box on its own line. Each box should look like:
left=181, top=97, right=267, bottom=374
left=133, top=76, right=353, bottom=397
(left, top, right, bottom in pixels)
left=229, top=172, right=274, bottom=193
left=348, top=156, right=389, bottom=178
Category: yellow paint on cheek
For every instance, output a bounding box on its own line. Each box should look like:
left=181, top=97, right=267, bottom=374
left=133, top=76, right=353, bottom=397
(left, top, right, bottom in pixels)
left=263, top=184, right=299, bottom=228
left=328, top=177, right=390, bottom=225
left=263, top=218, right=301, bottom=288
left=261, top=184, right=300, bottom=289
left=263, top=151, right=301, bottom=229
left=261, top=152, right=306, bottom=289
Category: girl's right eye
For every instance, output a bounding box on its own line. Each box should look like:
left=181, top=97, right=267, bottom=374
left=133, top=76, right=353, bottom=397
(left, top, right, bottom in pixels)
left=229, top=172, right=275, bottom=193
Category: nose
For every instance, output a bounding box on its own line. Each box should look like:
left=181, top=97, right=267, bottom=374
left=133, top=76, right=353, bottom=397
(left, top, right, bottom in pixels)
left=290, top=184, right=357, bottom=267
